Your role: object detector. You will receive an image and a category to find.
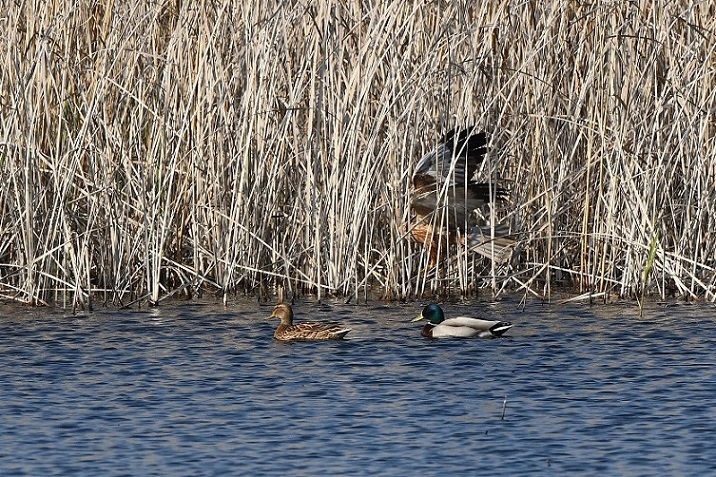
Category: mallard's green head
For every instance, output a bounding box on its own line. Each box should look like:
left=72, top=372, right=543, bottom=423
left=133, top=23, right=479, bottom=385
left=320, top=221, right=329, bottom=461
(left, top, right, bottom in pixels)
left=411, top=304, right=445, bottom=324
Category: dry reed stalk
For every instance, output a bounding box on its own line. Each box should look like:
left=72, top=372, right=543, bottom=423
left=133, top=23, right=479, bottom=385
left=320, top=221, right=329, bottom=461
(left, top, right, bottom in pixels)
left=0, top=1, right=714, bottom=306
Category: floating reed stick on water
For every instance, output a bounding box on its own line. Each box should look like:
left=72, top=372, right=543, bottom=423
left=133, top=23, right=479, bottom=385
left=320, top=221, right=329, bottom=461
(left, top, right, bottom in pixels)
left=1, top=1, right=715, bottom=306
left=501, top=395, right=508, bottom=421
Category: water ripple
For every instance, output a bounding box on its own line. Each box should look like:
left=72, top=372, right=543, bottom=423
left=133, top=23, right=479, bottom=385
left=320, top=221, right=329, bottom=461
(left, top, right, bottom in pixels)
left=0, top=300, right=715, bottom=475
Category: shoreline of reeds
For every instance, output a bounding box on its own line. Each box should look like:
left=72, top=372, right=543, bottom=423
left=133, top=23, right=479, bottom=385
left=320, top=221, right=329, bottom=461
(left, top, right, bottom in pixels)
left=1, top=1, right=715, bottom=308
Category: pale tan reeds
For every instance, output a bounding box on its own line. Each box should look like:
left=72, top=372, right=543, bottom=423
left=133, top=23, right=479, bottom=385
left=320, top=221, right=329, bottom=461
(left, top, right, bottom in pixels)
left=1, top=1, right=715, bottom=307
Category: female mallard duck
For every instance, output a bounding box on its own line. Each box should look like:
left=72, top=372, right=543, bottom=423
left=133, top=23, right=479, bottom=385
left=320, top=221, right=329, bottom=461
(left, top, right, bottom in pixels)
left=411, top=304, right=513, bottom=338
left=268, top=303, right=351, bottom=341
left=409, top=126, right=514, bottom=265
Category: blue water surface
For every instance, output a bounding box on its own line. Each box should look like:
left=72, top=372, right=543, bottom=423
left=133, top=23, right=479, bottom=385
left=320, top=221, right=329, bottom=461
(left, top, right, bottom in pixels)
left=1, top=297, right=715, bottom=476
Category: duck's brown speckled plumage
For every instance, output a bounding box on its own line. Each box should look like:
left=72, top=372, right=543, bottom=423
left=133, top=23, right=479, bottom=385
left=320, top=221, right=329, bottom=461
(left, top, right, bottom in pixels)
left=269, top=303, right=351, bottom=341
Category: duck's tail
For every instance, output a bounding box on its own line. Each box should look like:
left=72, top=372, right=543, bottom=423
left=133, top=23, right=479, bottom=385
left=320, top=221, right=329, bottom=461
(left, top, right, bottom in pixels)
left=488, top=321, right=513, bottom=337
left=329, top=328, right=352, bottom=340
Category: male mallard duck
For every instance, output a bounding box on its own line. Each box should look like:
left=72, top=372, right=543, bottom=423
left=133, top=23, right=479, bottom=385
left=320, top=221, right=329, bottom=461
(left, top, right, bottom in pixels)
left=268, top=303, right=351, bottom=341
left=409, top=126, right=514, bottom=265
left=411, top=304, right=513, bottom=338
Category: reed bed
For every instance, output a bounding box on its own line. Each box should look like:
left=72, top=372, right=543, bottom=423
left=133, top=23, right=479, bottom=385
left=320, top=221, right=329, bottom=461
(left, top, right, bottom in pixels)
left=1, top=0, right=715, bottom=307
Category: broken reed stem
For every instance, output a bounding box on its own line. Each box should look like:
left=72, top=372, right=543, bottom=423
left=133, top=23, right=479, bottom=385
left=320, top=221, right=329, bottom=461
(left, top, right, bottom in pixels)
left=1, top=1, right=715, bottom=306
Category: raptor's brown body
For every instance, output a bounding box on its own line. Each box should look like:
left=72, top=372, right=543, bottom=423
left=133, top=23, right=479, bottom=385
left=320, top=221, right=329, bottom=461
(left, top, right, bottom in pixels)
left=409, top=127, right=513, bottom=265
